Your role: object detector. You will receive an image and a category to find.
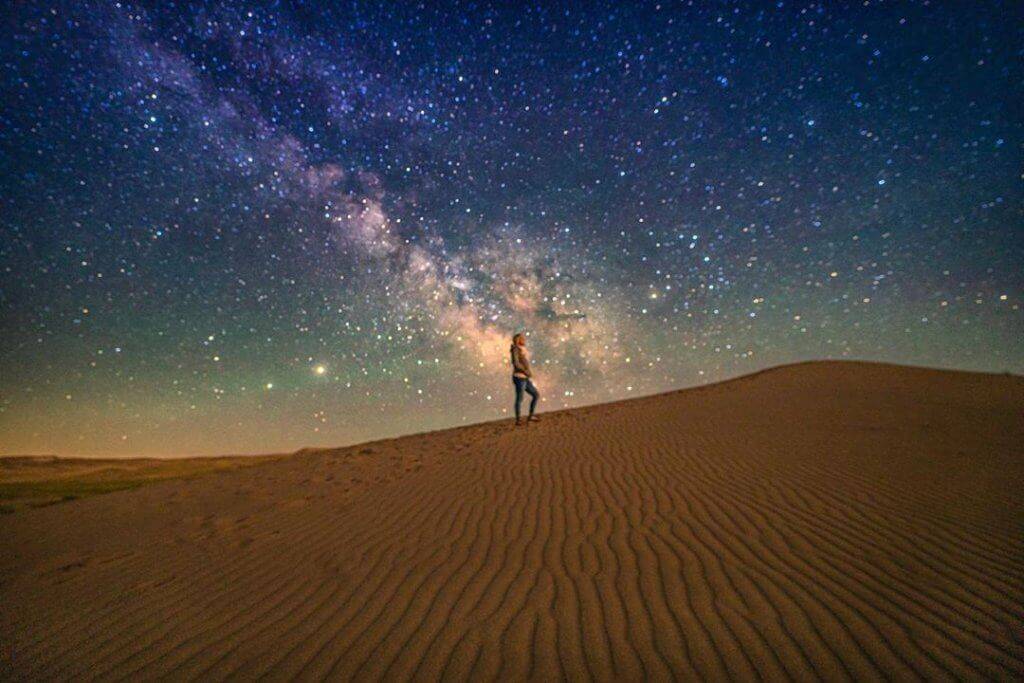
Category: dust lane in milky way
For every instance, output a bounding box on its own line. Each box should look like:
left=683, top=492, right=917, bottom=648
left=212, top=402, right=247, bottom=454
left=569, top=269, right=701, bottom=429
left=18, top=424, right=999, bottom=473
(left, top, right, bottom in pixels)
left=1, top=2, right=1020, bottom=455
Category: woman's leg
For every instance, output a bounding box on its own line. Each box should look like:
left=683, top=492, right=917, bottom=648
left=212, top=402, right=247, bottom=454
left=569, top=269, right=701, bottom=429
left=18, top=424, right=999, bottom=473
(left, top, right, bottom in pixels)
left=526, top=380, right=539, bottom=417
left=513, top=378, right=524, bottom=420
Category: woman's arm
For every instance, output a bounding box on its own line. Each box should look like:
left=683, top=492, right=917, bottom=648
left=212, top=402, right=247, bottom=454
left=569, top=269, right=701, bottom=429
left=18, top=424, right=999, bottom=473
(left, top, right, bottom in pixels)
left=521, top=349, right=533, bottom=377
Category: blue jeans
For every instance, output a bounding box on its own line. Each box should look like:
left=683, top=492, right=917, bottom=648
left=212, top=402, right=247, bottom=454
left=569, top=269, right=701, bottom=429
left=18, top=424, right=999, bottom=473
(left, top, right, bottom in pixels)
left=513, top=377, right=539, bottom=419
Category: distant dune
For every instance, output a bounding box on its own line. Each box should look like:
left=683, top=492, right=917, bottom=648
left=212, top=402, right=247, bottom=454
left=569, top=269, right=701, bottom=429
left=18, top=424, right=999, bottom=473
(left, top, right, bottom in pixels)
left=1, top=361, right=1022, bottom=680
left=0, top=455, right=283, bottom=513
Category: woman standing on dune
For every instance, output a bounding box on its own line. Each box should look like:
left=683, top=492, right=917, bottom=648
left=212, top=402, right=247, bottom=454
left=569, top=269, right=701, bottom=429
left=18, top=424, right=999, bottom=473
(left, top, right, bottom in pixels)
left=510, top=333, right=540, bottom=425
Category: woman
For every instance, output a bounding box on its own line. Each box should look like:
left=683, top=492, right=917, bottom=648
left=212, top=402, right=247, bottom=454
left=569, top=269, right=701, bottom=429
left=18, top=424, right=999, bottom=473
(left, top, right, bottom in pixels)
left=510, top=332, right=540, bottom=425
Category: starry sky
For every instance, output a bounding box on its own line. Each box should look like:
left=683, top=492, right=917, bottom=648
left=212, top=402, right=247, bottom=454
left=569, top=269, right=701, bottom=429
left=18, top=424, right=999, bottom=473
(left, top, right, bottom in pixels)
left=1, top=1, right=1021, bottom=457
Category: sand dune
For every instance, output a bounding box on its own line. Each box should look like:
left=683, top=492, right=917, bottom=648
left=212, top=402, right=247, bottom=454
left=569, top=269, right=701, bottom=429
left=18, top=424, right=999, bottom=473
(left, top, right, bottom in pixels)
left=0, top=455, right=283, bottom=513
left=1, top=361, right=1022, bottom=680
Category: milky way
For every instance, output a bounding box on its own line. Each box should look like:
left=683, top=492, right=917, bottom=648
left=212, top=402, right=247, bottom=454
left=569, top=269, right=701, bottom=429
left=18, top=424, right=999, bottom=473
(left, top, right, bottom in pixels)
left=1, top=2, right=1021, bottom=456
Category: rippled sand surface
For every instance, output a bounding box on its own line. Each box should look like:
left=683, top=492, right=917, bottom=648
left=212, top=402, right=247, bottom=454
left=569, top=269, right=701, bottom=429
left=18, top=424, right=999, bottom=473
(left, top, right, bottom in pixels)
left=2, top=361, right=1022, bottom=680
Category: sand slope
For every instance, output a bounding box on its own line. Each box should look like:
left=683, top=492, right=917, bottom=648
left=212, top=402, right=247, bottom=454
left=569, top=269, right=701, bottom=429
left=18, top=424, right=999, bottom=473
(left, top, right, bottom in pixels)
left=1, top=361, right=1022, bottom=680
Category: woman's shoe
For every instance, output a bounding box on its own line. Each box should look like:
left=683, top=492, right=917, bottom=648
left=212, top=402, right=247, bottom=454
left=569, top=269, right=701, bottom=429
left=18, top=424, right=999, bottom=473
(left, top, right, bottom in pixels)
left=528, top=415, right=540, bottom=422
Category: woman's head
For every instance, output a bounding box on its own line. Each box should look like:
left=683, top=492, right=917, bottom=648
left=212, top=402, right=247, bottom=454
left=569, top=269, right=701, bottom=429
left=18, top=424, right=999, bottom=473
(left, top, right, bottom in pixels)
left=513, top=332, right=525, bottom=346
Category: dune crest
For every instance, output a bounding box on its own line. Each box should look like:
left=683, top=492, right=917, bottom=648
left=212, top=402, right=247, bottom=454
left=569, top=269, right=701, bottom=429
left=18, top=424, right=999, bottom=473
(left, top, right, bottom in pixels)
left=1, top=361, right=1022, bottom=680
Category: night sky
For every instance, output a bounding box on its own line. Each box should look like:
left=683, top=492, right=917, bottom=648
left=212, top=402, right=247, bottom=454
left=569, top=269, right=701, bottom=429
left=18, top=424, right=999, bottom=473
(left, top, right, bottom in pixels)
left=1, top=2, right=1021, bottom=456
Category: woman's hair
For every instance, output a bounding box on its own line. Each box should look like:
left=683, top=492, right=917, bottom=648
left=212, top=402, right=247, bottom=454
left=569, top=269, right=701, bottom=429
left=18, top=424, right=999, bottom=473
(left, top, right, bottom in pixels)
left=512, top=332, right=524, bottom=345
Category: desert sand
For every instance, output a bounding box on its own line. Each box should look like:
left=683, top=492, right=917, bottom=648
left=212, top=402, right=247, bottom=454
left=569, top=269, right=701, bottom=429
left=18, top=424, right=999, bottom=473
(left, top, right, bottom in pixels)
left=0, top=455, right=283, bottom=513
left=1, top=361, right=1022, bottom=680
